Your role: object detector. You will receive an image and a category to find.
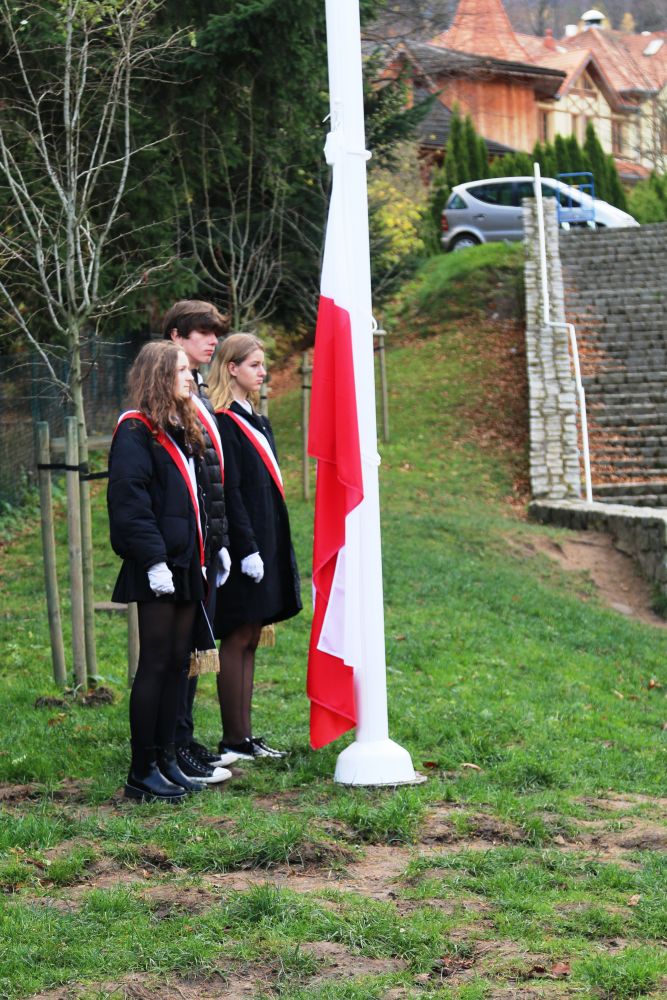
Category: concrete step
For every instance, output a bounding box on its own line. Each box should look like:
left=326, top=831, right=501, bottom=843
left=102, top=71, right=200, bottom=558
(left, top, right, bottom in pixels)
left=592, top=458, right=667, bottom=472
left=562, top=254, right=667, bottom=272
left=593, top=480, right=667, bottom=497
left=588, top=431, right=667, bottom=447
left=564, top=291, right=667, bottom=306
left=594, top=493, right=667, bottom=507
left=584, top=372, right=667, bottom=386
left=585, top=385, right=667, bottom=402
left=593, top=445, right=667, bottom=460
left=594, top=411, right=667, bottom=426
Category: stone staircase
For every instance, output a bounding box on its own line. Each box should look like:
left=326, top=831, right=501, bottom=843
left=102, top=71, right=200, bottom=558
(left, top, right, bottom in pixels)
left=560, top=223, right=667, bottom=507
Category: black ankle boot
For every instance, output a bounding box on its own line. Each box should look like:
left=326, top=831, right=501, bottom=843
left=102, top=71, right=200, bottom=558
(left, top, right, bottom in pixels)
left=125, top=746, right=186, bottom=803
left=158, top=744, right=205, bottom=793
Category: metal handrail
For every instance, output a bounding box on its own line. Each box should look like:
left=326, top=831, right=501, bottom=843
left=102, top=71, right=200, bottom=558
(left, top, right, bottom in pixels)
left=533, top=162, right=593, bottom=503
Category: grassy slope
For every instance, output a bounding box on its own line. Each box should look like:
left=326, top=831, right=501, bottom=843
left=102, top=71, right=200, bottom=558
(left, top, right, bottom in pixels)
left=0, top=244, right=666, bottom=999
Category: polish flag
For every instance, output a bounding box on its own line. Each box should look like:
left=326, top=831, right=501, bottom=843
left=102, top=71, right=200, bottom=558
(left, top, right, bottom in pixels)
left=307, top=168, right=364, bottom=750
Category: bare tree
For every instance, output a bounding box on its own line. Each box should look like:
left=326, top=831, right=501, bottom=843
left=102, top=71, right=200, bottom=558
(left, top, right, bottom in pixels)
left=175, top=89, right=288, bottom=331
left=0, top=0, right=185, bottom=681
left=363, top=0, right=456, bottom=46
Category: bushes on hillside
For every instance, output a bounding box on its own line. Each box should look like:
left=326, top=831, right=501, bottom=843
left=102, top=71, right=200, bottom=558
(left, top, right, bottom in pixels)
left=628, top=173, right=667, bottom=224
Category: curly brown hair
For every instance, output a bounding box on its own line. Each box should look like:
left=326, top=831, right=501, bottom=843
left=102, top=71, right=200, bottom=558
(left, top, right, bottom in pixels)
left=127, top=341, right=204, bottom=453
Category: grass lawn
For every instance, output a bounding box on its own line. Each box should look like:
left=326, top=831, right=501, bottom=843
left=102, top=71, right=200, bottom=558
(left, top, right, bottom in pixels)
left=0, top=244, right=666, bottom=999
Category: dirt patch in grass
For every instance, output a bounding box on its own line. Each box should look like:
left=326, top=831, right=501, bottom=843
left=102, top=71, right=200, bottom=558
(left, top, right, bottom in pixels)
left=140, top=883, right=218, bottom=918
left=420, top=805, right=530, bottom=848
left=0, top=777, right=93, bottom=806
left=510, top=532, right=667, bottom=628
left=583, top=792, right=667, bottom=815
left=26, top=944, right=406, bottom=999
left=204, top=842, right=410, bottom=901
left=0, top=782, right=41, bottom=804
left=303, top=939, right=407, bottom=979
left=27, top=969, right=270, bottom=999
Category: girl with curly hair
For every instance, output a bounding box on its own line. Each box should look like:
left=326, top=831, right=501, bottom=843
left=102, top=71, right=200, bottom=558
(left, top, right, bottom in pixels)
left=108, top=341, right=231, bottom=801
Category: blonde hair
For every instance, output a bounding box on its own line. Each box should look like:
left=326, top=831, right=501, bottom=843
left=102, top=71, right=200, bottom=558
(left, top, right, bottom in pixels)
left=127, top=341, right=204, bottom=453
left=207, top=333, right=264, bottom=412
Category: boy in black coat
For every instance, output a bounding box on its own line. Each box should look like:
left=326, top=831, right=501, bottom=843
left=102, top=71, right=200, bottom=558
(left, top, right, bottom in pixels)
left=162, top=300, right=238, bottom=777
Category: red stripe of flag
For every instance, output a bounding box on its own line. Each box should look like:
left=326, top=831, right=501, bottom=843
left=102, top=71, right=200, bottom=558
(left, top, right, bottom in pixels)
left=307, top=294, right=364, bottom=749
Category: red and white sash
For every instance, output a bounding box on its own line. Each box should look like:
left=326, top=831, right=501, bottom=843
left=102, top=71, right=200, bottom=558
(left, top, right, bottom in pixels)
left=192, top=394, right=225, bottom=483
left=114, top=410, right=205, bottom=567
left=218, top=408, right=285, bottom=501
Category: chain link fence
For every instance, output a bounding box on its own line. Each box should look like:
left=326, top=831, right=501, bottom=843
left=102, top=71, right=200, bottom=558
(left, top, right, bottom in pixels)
left=0, top=342, right=137, bottom=507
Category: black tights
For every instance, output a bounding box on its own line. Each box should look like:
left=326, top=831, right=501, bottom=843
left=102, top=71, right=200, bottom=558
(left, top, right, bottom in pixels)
left=216, top=622, right=262, bottom=744
left=130, top=601, right=197, bottom=751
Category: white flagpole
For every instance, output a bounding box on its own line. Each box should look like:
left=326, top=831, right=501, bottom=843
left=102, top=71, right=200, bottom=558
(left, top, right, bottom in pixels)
left=324, top=0, right=418, bottom=786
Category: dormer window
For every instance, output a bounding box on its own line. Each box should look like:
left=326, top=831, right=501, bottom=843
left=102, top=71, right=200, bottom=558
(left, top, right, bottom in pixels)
left=644, top=39, right=664, bottom=57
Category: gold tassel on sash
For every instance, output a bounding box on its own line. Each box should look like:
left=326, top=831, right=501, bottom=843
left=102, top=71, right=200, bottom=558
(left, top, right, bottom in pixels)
left=188, top=601, right=220, bottom=677
left=257, top=623, right=276, bottom=648
left=188, top=647, right=220, bottom=678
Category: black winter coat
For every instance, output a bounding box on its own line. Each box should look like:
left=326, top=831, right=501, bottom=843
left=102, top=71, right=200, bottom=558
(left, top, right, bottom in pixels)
left=195, top=373, right=228, bottom=560
left=107, top=418, right=205, bottom=604
left=213, top=402, right=301, bottom=638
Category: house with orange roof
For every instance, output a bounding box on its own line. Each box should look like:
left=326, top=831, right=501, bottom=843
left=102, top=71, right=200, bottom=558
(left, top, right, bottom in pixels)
left=398, top=0, right=667, bottom=181
left=558, top=19, right=667, bottom=175
left=400, top=0, right=564, bottom=155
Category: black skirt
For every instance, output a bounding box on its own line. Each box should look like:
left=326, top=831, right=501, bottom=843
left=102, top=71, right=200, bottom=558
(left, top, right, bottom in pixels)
left=112, top=546, right=206, bottom=605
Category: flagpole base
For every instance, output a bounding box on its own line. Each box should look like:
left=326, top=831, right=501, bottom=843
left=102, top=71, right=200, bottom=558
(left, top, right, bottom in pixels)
left=334, top=738, right=424, bottom=787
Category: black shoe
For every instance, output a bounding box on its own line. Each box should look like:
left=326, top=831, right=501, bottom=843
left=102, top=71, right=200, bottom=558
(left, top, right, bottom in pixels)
left=188, top=740, right=240, bottom=768
left=252, top=736, right=288, bottom=759
left=218, top=737, right=257, bottom=760
left=158, top=745, right=206, bottom=793
left=176, top=745, right=232, bottom=784
left=124, top=760, right=186, bottom=803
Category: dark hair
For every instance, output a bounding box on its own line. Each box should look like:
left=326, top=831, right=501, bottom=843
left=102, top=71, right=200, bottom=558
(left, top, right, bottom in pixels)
left=127, top=341, right=204, bottom=453
left=162, top=299, right=230, bottom=340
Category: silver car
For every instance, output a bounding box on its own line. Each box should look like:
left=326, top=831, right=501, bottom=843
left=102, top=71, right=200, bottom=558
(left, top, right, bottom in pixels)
left=441, top=176, right=638, bottom=251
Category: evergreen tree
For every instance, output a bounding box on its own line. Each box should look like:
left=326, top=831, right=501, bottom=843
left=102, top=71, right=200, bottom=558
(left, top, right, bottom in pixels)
left=541, top=142, right=558, bottom=179
left=554, top=134, right=570, bottom=175
left=444, top=107, right=468, bottom=188
left=606, top=153, right=629, bottom=211
left=584, top=123, right=610, bottom=201
left=564, top=135, right=588, bottom=177
left=463, top=114, right=486, bottom=181
left=428, top=162, right=450, bottom=251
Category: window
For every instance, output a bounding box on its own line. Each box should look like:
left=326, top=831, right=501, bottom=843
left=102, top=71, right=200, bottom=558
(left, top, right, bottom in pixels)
left=515, top=181, right=536, bottom=203
left=446, top=193, right=468, bottom=210
left=539, top=110, right=550, bottom=143
left=515, top=181, right=582, bottom=207
left=612, top=120, right=624, bottom=154
left=469, top=182, right=514, bottom=206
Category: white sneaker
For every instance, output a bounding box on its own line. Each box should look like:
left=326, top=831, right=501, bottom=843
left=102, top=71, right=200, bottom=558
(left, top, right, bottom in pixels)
left=213, top=751, right=241, bottom=767
left=206, top=765, right=232, bottom=784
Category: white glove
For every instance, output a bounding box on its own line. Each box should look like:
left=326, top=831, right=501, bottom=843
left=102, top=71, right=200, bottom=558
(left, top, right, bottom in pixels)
left=241, top=551, right=264, bottom=583
left=147, top=562, right=175, bottom=596
left=216, top=547, right=231, bottom=587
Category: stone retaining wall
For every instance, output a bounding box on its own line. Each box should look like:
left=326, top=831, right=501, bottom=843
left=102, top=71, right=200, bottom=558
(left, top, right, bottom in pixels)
left=530, top=499, right=667, bottom=594
left=523, top=198, right=582, bottom=500
left=523, top=206, right=667, bottom=600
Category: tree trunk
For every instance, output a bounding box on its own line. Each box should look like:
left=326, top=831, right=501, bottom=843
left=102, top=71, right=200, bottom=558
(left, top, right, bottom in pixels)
left=70, top=334, right=98, bottom=682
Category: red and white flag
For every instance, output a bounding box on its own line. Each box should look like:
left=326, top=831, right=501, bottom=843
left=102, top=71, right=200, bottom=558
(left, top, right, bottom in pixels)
left=307, top=169, right=364, bottom=750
